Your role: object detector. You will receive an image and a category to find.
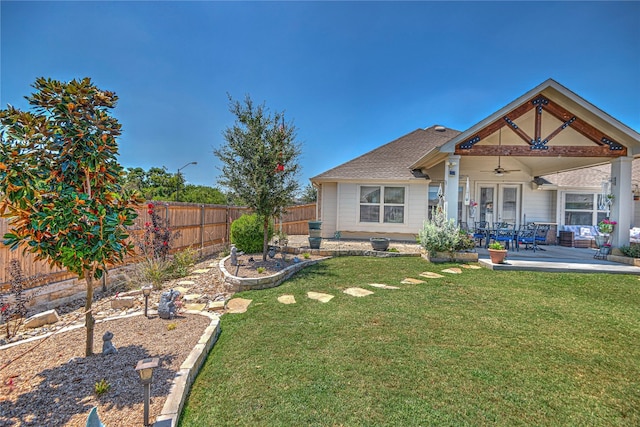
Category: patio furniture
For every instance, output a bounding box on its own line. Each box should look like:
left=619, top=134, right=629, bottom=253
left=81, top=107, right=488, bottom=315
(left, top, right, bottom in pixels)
left=534, top=224, right=550, bottom=251
left=517, top=225, right=538, bottom=251
left=558, top=225, right=600, bottom=248
left=494, top=224, right=517, bottom=250
left=473, top=221, right=489, bottom=247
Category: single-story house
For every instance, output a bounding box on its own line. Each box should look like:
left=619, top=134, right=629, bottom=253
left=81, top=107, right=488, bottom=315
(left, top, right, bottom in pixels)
left=310, top=79, right=640, bottom=248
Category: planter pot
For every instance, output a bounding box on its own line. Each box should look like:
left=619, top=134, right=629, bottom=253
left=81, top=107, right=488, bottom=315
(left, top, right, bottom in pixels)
left=308, top=221, right=322, bottom=230
left=308, top=237, right=322, bottom=249
left=370, top=237, right=390, bottom=251
left=488, top=249, right=508, bottom=264
left=309, top=229, right=322, bottom=238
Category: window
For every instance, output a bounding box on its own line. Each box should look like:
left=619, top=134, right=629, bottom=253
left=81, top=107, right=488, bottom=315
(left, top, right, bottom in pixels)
left=360, top=186, right=405, bottom=223
left=564, top=193, right=608, bottom=225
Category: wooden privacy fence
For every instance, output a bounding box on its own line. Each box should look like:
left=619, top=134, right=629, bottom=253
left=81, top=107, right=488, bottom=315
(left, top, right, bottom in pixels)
left=0, top=202, right=316, bottom=291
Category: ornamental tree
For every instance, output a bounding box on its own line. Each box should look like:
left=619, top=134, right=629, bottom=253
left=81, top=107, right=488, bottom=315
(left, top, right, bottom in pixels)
left=215, top=95, right=301, bottom=260
left=0, top=77, right=141, bottom=356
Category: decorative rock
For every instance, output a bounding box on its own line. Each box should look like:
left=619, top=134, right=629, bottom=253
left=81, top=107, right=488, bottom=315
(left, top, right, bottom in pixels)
left=442, top=268, right=463, bottom=274
left=307, top=291, right=334, bottom=303
left=23, top=309, right=60, bottom=329
left=401, top=278, right=426, bottom=284
left=419, top=272, right=445, bottom=279
left=277, top=294, right=296, bottom=304
left=227, top=298, right=252, bottom=313
left=368, top=283, right=400, bottom=290
left=343, top=287, right=374, bottom=297
left=102, top=331, right=117, bottom=355
left=111, top=296, right=135, bottom=310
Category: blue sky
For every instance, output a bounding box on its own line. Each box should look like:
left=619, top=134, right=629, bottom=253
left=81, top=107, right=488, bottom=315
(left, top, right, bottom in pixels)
left=1, top=1, right=638, bottom=188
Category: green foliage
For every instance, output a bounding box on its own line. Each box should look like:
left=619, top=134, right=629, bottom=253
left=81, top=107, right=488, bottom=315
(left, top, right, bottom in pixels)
left=455, top=231, right=476, bottom=251
left=488, top=242, right=505, bottom=250
left=123, top=167, right=227, bottom=204
left=94, top=379, right=111, bottom=396
left=302, top=252, right=311, bottom=259
left=230, top=213, right=273, bottom=254
left=135, top=258, right=171, bottom=290
left=0, top=77, right=141, bottom=280
left=169, top=246, right=199, bottom=278
left=619, top=244, right=640, bottom=258
left=215, top=94, right=302, bottom=259
left=418, top=208, right=460, bottom=254
left=257, top=267, right=265, bottom=274
left=299, top=183, right=317, bottom=203
left=167, top=322, right=177, bottom=331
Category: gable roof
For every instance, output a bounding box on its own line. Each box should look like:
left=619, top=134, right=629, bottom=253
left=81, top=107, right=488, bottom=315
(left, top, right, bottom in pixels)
left=310, top=126, right=460, bottom=182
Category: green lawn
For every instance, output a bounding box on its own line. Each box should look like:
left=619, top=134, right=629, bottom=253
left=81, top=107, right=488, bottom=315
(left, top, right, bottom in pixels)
left=179, top=257, right=640, bottom=426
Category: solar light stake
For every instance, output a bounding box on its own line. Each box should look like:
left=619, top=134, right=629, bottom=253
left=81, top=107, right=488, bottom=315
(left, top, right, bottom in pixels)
left=141, top=285, right=153, bottom=318
left=135, top=357, right=159, bottom=426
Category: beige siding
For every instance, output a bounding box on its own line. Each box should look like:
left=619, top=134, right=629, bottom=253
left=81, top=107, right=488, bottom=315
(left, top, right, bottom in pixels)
left=521, top=187, right=556, bottom=223
left=332, top=182, right=428, bottom=239
left=320, top=182, right=338, bottom=238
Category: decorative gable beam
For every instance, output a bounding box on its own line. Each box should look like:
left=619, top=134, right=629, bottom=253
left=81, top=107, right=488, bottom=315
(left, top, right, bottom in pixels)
left=455, top=144, right=626, bottom=157
left=456, top=94, right=627, bottom=155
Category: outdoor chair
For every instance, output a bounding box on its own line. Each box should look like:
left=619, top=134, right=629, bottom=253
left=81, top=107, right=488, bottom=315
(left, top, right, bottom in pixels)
left=534, top=224, right=550, bottom=250
left=517, top=224, right=538, bottom=252
left=473, top=221, right=489, bottom=247
left=494, top=224, right=516, bottom=250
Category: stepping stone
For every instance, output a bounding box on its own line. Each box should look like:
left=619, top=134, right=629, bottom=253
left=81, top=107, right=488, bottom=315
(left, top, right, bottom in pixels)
left=182, top=293, right=201, bottom=301
left=419, top=272, right=444, bottom=279
left=442, top=268, right=462, bottom=274
left=207, top=263, right=217, bottom=268
left=177, top=280, right=195, bottom=286
left=401, top=278, right=426, bottom=284
left=368, top=283, right=400, bottom=290
left=192, top=269, right=210, bottom=274
left=23, top=309, right=60, bottom=329
left=208, top=301, right=226, bottom=311
left=226, top=298, right=253, bottom=313
left=173, top=286, right=191, bottom=295
left=183, top=303, right=206, bottom=311
left=461, top=264, right=482, bottom=269
left=277, top=294, right=297, bottom=304
left=343, top=287, right=374, bottom=297
left=307, top=292, right=334, bottom=303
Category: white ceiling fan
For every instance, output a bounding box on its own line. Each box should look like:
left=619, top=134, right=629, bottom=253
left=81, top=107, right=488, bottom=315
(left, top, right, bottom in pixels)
left=481, top=128, right=520, bottom=176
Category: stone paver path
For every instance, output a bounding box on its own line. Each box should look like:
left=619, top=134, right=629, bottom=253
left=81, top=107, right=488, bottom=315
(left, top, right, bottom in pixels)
left=192, top=268, right=211, bottom=274
left=401, top=278, right=426, bottom=284
left=173, top=286, right=191, bottom=294
left=177, top=280, right=195, bottom=286
left=419, top=272, right=444, bottom=279
left=461, top=264, right=482, bottom=269
left=227, top=298, right=253, bottom=313
left=183, top=293, right=201, bottom=301
left=343, top=287, right=374, bottom=297
left=307, top=291, right=334, bottom=303
left=278, top=294, right=297, bottom=304
left=368, top=283, right=400, bottom=290
left=442, top=268, right=463, bottom=274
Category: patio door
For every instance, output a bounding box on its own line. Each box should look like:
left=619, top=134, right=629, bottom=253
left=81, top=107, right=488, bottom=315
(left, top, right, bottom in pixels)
left=478, top=184, right=521, bottom=226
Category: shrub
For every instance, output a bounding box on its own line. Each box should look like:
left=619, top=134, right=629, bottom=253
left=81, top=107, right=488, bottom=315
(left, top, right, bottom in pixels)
left=134, top=258, right=171, bottom=290
left=168, top=246, right=199, bottom=278
left=488, top=242, right=505, bottom=250
left=418, top=208, right=460, bottom=255
left=619, top=244, right=640, bottom=258
left=1, top=260, right=40, bottom=339
left=230, top=213, right=273, bottom=254
left=455, top=231, right=476, bottom=251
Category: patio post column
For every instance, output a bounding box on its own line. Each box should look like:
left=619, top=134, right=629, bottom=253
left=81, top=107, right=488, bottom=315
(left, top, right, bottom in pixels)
left=610, top=156, right=632, bottom=247
left=445, top=155, right=461, bottom=224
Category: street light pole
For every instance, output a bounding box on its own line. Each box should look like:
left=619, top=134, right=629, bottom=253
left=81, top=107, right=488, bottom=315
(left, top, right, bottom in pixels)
left=176, top=161, right=197, bottom=202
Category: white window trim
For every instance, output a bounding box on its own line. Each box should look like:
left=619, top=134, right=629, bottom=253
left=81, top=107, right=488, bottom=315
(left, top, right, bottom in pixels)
left=357, top=185, right=407, bottom=225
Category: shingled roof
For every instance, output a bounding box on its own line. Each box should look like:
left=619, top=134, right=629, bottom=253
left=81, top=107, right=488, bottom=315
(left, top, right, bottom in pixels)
left=544, top=159, right=640, bottom=187
left=311, top=125, right=460, bottom=182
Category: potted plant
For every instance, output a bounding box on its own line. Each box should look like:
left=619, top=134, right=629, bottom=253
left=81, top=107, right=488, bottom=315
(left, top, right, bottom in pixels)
left=370, top=237, right=390, bottom=251
left=488, top=241, right=508, bottom=264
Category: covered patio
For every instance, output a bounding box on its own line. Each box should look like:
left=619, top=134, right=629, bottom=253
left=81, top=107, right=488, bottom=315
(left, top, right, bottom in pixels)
left=285, top=235, right=640, bottom=275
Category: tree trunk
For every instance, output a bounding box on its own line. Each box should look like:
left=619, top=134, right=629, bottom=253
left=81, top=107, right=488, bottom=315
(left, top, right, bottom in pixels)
left=84, top=270, right=95, bottom=357
left=262, top=216, right=269, bottom=261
